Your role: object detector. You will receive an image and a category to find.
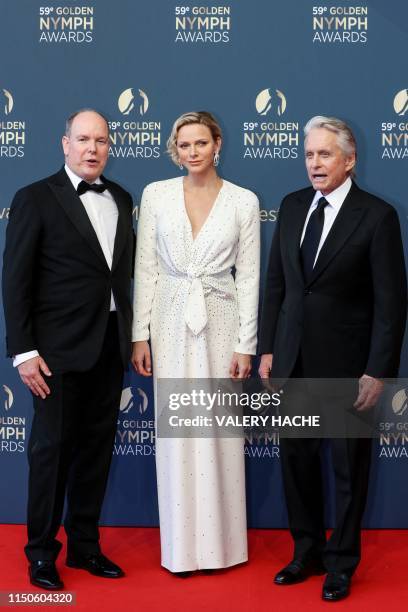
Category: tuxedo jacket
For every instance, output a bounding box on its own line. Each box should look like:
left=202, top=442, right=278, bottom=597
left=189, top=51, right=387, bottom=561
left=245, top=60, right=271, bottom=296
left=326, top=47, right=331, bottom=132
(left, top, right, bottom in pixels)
left=259, top=182, right=407, bottom=379
left=2, top=167, right=134, bottom=372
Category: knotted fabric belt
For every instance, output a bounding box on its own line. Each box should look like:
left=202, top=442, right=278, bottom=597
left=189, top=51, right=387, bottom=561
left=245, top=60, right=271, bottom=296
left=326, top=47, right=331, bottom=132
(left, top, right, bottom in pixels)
left=162, top=270, right=234, bottom=335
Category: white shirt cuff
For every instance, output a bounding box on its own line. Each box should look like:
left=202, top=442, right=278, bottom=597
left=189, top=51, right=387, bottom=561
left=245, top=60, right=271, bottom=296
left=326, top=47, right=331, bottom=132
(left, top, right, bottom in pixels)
left=13, top=350, right=40, bottom=368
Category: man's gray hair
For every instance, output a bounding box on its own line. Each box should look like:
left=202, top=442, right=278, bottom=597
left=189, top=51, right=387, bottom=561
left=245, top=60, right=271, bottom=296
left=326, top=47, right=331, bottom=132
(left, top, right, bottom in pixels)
left=65, top=108, right=109, bottom=136
left=304, top=115, right=357, bottom=159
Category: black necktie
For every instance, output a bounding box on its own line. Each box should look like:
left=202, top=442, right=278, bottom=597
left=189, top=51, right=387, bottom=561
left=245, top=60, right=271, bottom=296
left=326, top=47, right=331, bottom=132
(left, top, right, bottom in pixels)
left=300, top=196, right=329, bottom=282
left=77, top=181, right=107, bottom=196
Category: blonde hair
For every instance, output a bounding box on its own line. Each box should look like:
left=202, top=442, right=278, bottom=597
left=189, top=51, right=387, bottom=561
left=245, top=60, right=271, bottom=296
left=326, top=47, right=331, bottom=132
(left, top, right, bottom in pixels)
left=167, top=111, right=222, bottom=165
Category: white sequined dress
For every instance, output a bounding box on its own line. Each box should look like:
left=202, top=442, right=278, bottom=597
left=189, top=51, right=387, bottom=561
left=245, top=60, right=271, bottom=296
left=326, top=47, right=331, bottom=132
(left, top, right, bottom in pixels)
left=133, top=176, right=260, bottom=571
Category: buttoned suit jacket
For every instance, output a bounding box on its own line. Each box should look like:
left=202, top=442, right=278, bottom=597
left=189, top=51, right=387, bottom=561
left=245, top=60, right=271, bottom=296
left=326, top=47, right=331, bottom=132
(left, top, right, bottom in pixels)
left=259, top=182, right=407, bottom=379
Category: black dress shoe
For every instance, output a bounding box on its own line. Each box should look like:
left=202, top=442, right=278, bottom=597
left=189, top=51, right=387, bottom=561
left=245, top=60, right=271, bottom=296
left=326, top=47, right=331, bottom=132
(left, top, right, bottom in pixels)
left=322, top=572, right=350, bottom=601
left=66, top=552, right=124, bottom=578
left=29, top=561, right=64, bottom=590
left=274, top=558, right=326, bottom=585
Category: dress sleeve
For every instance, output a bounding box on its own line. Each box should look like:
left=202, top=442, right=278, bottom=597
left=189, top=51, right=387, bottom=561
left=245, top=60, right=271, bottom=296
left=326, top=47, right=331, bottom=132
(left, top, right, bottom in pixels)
left=132, top=184, right=159, bottom=341
left=233, top=191, right=260, bottom=355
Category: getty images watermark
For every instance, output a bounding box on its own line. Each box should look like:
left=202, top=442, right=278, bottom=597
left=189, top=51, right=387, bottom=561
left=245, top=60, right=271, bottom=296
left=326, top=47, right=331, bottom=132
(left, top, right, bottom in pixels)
left=155, top=378, right=408, bottom=439
left=166, top=387, right=319, bottom=429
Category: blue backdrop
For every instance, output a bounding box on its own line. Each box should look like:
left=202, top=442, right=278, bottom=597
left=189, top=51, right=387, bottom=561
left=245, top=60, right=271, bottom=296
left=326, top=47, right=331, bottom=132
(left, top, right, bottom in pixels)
left=0, top=0, right=407, bottom=528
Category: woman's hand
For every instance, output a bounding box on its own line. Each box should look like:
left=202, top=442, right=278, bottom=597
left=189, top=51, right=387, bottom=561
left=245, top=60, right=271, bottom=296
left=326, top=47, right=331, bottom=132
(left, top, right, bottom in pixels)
left=131, top=341, right=152, bottom=376
left=229, top=352, right=252, bottom=379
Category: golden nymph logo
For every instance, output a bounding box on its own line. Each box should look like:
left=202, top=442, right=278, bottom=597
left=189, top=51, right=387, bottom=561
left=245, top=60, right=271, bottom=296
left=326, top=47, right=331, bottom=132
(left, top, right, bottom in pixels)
left=120, top=387, right=149, bottom=415
left=39, top=5, right=94, bottom=43
left=0, top=385, right=26, bottom=453
left=2, top=90, right=13, bottom=115
left=109, top=88, right=161, bottom=160
left=255, top=89, right=286, bottom=117
left=115, top=386, right=155, bottom=456
left=175, top=6, right=231, bottom=43
left=312, top=5, right=368, bottom=44
left=2, top=385, right=13, bottom=411
left=394, top=90, right=408, bottom=117
left=392, top=389, right=408, bottom=417
left=380, top=90, right=408, bottom=160
left=118, top=89, right=149, bottom=117
left=242, top=88, right=298, bottom=160
left=245, top=431, right=280, bottom=459
left=0, top=88, right=26, bottom=159
left=378, top=386, right=408, bottom=459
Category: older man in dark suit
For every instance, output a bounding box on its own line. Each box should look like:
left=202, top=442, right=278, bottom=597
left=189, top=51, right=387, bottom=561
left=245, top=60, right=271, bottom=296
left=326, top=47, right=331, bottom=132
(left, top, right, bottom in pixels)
left=259, top=116, right=407, bottom=601
left=2, top=109, right=134, bottom=590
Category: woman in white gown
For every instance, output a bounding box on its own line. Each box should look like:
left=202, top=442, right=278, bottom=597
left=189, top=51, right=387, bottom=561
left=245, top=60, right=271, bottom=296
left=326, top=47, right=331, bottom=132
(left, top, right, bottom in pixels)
left=132, top=111, right=260, bottom=574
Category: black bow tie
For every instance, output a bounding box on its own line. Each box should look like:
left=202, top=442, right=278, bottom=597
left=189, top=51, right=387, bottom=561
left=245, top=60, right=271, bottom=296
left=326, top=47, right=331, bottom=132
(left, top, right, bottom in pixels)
left=77, top=181, right=107, bottom=196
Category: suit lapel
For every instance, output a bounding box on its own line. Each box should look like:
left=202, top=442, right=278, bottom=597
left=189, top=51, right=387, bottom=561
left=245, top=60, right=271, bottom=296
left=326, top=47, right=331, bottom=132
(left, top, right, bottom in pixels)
left=105, top=179, right=128, bottom=271
left=48, top=169, right=109, bottom=269
left=307, top=182, right=367, bottom=285
left=287, top=189, right=314, bottom=282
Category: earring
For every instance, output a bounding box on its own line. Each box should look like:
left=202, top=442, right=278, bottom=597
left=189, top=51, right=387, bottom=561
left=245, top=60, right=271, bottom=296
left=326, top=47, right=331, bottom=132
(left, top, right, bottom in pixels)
left=177, top=158, right=183, bottom=170
left=213, top=151, right=220, bottom=167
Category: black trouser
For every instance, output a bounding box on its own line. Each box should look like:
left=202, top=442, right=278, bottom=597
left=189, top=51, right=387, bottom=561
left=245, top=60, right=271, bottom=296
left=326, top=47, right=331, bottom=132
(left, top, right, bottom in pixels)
left=280, top=435, right=372, bottom=575
left=278, top=353, right=373, bottom=576
left=25, top=314, right=124, bottom=562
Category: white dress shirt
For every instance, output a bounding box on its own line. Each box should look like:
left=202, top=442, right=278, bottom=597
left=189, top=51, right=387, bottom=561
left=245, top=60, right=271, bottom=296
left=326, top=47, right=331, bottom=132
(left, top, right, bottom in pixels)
left=300, top=176, right=352, bottom=267
left=13, top=165, right=118, bottom=367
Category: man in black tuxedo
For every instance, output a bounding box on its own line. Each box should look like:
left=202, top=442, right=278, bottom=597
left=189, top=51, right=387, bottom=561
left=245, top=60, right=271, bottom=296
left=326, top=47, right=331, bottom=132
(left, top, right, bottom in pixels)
left=2, top=109, right=134, bottom=590
left=259, top=116, right=407, bottom=601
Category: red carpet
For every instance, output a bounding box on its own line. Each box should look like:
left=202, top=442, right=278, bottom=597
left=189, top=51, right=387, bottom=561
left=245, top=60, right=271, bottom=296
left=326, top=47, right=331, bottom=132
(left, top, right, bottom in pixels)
left=0, top=526, right=406, bottom=611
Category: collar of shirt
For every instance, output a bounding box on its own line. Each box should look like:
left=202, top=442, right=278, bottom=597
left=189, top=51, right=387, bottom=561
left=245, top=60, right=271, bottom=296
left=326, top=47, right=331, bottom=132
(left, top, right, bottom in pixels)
left=311, top=176, right=352, bottom=213
left=64, top=164, right=103, bottom=191
left=64, top=166, right=117, bottom=312
left=300, top=176, right=353, bottom=251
